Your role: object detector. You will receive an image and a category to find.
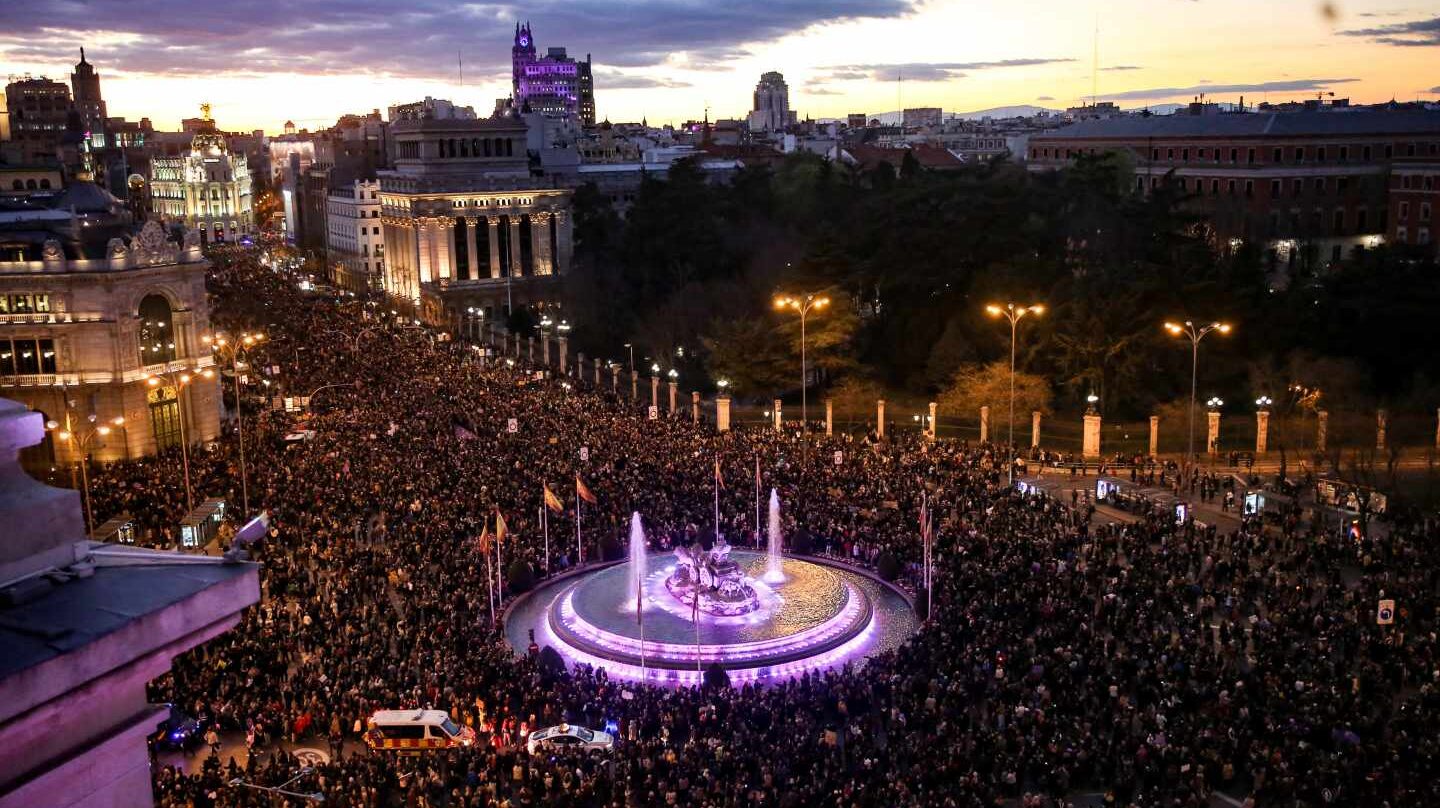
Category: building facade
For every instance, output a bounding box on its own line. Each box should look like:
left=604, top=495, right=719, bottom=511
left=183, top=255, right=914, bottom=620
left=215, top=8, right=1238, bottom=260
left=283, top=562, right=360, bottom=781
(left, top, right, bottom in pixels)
left=749, top=72, right=792, bottom=133
left=3, top=77, right=72, bottom=166
left=327, top=178, right=384, bottom=291
left=902, top=107, right=943, bottom=130
left=149, top=131, right=254, bottom=244
left=0, top=217, right=221, bottom=465
left=379, top=116, right=572, bottom=319
left=69, top=49, right=106, bottom=146
left=1028, top=109, right=1440, bottom=265
left=1389, top=155, right=1438, bottom=255
left=511, top=23, right=592, bottom=122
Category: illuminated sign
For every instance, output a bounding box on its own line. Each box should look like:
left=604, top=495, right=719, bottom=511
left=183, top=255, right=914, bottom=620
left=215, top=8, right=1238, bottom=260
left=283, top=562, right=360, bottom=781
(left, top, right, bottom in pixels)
left=0, top=293, right=52, bottom=314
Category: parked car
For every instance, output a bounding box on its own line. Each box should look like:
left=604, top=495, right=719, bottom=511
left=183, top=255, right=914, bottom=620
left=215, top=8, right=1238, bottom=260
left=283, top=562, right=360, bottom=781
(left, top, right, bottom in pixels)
left=526, top=723, right=614, bottom=755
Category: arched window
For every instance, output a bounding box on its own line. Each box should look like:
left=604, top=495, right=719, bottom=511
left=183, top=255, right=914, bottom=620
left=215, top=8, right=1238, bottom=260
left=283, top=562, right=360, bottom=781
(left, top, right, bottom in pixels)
left=137, top=293, right=177, bottom=365
left=484, top=139, right=493, bottom=157
left=459, top=139, right=469, bottom=157
left=471, top=138, right=480, bottom=156
left=10, top=180, right=21, bottom=190
left=25, top=179, right=37, bottom=190
left=39, top=178, right=51, bottom=189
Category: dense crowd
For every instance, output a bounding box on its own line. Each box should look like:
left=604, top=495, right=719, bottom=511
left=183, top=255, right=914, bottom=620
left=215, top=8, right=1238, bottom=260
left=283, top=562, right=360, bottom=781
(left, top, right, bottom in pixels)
left=76, top=251, right=1439, bottom=806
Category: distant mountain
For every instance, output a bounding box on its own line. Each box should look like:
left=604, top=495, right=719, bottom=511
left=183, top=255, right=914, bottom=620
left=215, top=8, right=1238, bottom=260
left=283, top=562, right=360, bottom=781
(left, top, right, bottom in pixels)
left=950, top=105, right=1060, bottom=120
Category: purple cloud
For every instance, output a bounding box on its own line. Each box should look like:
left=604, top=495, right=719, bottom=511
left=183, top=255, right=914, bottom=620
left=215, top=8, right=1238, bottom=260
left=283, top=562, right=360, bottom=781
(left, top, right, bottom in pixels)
left=0, top=0, right=921, bottom=78
left=1104, top=77, right=1360, bottom=101
left=823, top=58, right=1075, bottom=82
left=1340, top=15, right=1440, bottom=45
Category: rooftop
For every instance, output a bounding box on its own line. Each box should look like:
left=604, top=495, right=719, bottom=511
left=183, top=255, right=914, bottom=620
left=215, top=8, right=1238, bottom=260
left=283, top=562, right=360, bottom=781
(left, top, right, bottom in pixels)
left=1035, top=109, right=1440, bottom=141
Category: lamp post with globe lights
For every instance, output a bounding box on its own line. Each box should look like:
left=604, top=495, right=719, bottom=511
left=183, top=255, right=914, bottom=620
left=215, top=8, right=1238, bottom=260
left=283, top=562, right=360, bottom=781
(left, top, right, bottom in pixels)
left=47, top=413, right=125, bottom=532
left=144, top=366, right=216, bottom=513
left=986, top=302, right=1044, bottom=483
left=773, top=292, right=830, bottom=451
left=1165, top=320, right=1232, bottom=480
left=205, top=332, right=266, bottom=516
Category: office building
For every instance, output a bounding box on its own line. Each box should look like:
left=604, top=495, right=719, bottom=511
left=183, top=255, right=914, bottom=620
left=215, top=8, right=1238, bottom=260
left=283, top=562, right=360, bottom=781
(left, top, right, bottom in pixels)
left=748, top=72, right=793, bottom=133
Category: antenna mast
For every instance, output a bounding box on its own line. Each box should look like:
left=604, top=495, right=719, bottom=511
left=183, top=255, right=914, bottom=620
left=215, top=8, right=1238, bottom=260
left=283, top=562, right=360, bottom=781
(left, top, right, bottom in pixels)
left=1092, top=15, right=1099, bottom=107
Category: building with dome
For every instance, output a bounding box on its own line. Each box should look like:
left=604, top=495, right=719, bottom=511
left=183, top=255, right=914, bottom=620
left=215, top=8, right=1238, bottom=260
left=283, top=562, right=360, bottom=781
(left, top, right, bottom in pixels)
left=148, top=129, right=254, bottom=243
left=0, top=178, right=219, bottom=467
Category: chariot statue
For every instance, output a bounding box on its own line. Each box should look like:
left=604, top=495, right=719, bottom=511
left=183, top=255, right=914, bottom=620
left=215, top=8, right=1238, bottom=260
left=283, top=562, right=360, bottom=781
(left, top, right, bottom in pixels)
left=665, top=535, right=760, bottom=616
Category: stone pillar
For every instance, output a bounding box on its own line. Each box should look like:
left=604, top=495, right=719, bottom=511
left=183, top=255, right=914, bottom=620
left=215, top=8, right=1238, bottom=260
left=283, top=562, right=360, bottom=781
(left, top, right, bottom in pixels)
left=440, top=218, right=457, bottom=280
left=542, top=333, right=551, bottom=365
left=691, top=391, right=700, bottom=424
left=611, top=364, right=620, bottom=392
left=717, top=396, right=732, bottom=432
left=595, top=359, right=602, bottom=387
left=1083, top=412, right=1102, bottom=458
left=928, top=401, right=938, bottom=441
left=1377, top=409, right=1388, bottom=451
left=650, top=376, right=659, bottom=411
left=1256, top=410, right=1270, bottom=454
left=1032, top=411, right=1042, bottom=448
left=527, top=336, right=535, bottom=362
left=877, top=399, right=886, bottom=438
left=531, top=211, right=553, bottom=275
left=979, top=406, right=989, bottom=443
left=464, top=217, right=479, bottom=280
left=668, top=381, right=678, bottom=414
left=1149, top=415, right=1159, bottom=457
left=486, top=216, right=502, bottom=278
left=559, top=337, right=568, bottom=374
left=1435, top=408, right=1440, bottom=450
left=825, top=399, right=833, bottom=437
left=554, top=210, right=573, bottom=273
left=508, top=215, right=523, bottom=277
left=410, top=222, right=424, bottom=287
left=631, top=370, right=638, bottom=400
left=1207, top=410, right=1221, bottom=455
left=773, top=399, right=783, bottom=432
left=1317, top=410, right=1329, bottom=453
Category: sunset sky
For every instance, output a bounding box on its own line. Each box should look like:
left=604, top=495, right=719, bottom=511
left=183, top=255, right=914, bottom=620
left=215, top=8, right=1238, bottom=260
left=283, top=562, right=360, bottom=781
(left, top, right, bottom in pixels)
left=1, top=0, right=1436, bottom=133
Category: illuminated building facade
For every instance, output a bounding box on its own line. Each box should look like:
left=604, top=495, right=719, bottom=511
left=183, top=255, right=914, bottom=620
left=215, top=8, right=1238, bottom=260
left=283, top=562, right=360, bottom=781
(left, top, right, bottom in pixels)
left=512, top=22, right=593, bottom=122
left=149, top=130, right=254, bottom=244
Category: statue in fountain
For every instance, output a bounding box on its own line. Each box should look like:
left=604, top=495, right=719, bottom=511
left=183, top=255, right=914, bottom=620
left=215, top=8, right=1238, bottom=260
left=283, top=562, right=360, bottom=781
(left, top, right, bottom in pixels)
left=665, top=535, right=760, bottom=616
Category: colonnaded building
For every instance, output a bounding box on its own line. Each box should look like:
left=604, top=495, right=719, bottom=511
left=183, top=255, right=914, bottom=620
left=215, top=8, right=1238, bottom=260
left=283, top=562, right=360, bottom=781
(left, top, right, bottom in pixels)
left=148, top=129, right=255, bottom=245
left=0, top=179, right=220, bottom=467
left=379, top=114, right=572, bottom=321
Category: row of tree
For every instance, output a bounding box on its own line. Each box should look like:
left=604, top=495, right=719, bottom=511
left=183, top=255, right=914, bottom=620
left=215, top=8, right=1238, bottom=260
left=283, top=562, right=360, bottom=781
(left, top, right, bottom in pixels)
left=558, top=151, right=1439, bottom=423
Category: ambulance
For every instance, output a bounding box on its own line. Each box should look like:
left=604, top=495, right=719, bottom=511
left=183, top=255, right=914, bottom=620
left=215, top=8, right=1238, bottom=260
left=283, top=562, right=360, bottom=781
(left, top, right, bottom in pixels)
left=364, top=709, right=476, bottom=752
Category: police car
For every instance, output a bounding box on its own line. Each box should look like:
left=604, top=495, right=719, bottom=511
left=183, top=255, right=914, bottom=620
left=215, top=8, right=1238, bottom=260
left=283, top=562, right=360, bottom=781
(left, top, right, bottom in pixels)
left=526, top=723, right=614, bottom=755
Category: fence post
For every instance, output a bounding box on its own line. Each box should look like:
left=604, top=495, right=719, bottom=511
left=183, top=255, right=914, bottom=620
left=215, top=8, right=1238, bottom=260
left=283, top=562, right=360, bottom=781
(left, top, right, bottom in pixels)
left=773, top=399, right=782, bottom=432
left=877, top=399, right=886, bottom=438
left=1256, top=410, right=1269, bottom=454
left=979, top=406, right=989, bottom=443
left=1031, top=411, right=1042, bottom=448
left=1149, top=415, right=1159, bottom=458
left=1083, top=411, right=1102, bottom=458
left=928, top=401, right=938, bottom=441
left=716, top=395, right=731, bottom=432
left=825, top=399, right=833, bottom=437
left=1207, top=410, right=1221, bottom=455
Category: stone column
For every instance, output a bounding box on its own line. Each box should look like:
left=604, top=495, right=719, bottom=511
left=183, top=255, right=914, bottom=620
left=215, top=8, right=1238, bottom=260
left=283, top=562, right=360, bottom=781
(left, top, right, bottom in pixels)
left=773, top=399, right=783, bottom=432
left=508, top=215, right=523, bottom=277
left=979, top=406, right=989, bottom=443
left=1149, top=415, right=1159, bottom=457
left=1435, top=408, right=1440, bottom=450
left=650, top=376, right=659, bottom=411
left=486, top=216, right=502, bottom=278
left=440, top=218, right=457, bottom=280
left=668, top=381, right=678, bottom=414
left=825, top=399, right=834, bottom=437
left=691, top=391, right=700, bottom=424
left=410, top=222, right=423, bottom=288
left=631, top=370, right=638, bottom=400
left=1377, top=409, right=1388, bottom=451
left=542, top=333, right=551, bottom=365
left=527, top=336, right=535, bottom=362
left=463, top=217, right=479, bottom=280
left=611, top=364, right=619, bottom=392
left=554, top=210, right=573, bottom=273
left=531, top=211, right=553, bottom=275
left=1083, top=412, right=1102, bottom=458
left=928, top=401, right=938, bottom=441
left=559, top=337, right=569, bottom=374
left=717, top=396, right=732, bottom=432
left=1032, top=411, right=1042, bottom=448
left=1256, top=410, right=1270, bottom=454
left=877, top=399, right=886, bottom=438
left=1317, top=410, right=1329, bottom=453
left=1207, top=410, right=1221, bottom=455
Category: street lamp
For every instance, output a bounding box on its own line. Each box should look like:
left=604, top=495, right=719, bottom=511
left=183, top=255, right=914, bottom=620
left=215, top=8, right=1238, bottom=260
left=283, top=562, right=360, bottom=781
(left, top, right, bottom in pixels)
left=205, top=331, right=266, bottom=516
left=1207, top=396, right=1225, bottom=409
left=986, top=302, right=1044, bottom=483
left=47, top=413, right=124, bottom=532
left=144, top=366, right=216, bottom=513
left=624, top=343, right=634, bottom=373
left=1164, top=320, right=1232, bottom=479
left=1255, top=395, right=1273, bottom=408
left=773, top=292, right=831, bottom=448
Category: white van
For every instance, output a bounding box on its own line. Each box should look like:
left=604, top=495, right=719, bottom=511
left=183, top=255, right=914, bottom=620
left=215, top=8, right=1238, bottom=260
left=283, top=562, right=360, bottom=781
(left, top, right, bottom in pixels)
left=364, top=709, right=476, bottom=752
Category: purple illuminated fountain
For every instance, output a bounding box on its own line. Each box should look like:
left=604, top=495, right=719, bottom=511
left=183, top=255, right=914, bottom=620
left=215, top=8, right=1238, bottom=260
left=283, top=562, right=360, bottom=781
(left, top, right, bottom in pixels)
left=505, top=495, right=918, bottom=686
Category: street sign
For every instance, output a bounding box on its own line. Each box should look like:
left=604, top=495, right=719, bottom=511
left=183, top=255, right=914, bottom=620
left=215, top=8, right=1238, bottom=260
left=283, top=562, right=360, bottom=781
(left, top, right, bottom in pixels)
left=1377, top=599, right=1395, bottom=625
left=834, top=450, right=844, bottom=466
left=506, top=418, right=518, bottom=434
left=580, top=446, right=590, bottom=461
left=648, top=406, right=658, bottom=420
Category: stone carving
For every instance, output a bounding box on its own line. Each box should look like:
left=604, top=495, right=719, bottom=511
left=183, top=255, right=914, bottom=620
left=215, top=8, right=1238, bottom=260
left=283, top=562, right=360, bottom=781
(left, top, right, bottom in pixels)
left=42, top=239, right=64, bottom=261
left=665, top=536, right=760, bottom=616
left=107, top=237, right=129, bottom=260
left=133, top=220, right=177, bottom=265
left=182, top=228, right=202, bottom=252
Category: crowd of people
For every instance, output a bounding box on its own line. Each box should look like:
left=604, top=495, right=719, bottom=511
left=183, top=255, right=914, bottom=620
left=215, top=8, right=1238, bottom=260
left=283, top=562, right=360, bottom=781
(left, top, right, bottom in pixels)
left=72, top=250, right=1439, bottom=806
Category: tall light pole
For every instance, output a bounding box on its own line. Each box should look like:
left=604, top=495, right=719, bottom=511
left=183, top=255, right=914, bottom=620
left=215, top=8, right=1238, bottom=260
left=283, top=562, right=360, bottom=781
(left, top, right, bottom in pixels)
left=1165, top=320, right=1231, bottom=479
left=986, top=302, right=1044, bottom=484
left=774, top=292, right=830, bottom=448
left=48, top=413, right=124, bottom=533
left=624, top=343, right=634, bottom=374
left=144, top=366, right=216, bottom=513
left=206, top=331, right=266, bottom=516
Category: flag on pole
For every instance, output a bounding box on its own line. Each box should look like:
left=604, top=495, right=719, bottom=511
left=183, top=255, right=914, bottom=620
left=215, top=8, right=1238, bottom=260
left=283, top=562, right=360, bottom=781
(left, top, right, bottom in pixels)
left=576, top=476, right=597, bottom=505
left=478, top=521, right=492, bottom=555
left=543, top=484, right=564, bottom=513
left=494, top=508, right=508, bottom=546
left=714, top=458, right=726, bottom=489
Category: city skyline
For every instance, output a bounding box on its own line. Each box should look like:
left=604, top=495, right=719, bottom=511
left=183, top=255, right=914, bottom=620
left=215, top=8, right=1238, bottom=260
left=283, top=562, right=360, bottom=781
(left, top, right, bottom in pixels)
left=1, top=0, right=1437, bottom=132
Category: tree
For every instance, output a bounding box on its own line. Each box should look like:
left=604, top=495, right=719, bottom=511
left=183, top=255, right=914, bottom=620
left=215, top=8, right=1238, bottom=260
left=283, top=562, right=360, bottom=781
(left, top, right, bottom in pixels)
left=702, top=317, right=792, bottom=395
left=938, top=362, right=1053, bottom=421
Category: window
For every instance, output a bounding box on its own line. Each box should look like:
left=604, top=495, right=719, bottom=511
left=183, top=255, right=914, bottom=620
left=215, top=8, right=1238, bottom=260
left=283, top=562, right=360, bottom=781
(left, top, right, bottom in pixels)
left=1333, top=209, right=1345, bottom=233
left=1317, top=147, right=1326, bottom=162
left=1247, top=148, right=1255, bottom=164
left=1271, top=179, right=1282, bottom=198
left=1244, top=179, right=1254, bottom=197
left=1293, top=179, right=1303, bottom=197
left=9, top=180, right=19, bottom=190
left=1421, top=227, right=1432, bottom=245
left=1363, top=145, right=1372, bottom=160
left=1210, top=179, right=1219, bottom=194
left=1337, top=177, right=1348, bottom=193
left=137, top=294, right=177, bottom=365
left=1181, top=148, right=1189, bottom=161
left=1400, top=201, right=1410, bottom=221
left=1397, top=226, right=1408, bottom=243
left=0, top=338, right=57, bottom=376
left=1272, top=147, right=1283, bottom=163
left=39, top=178, right=51, bottom=189
left=1227, top=179, right=1237, bottom=195
left=1294, top=147, right=1305, bottom=162
left=1315, top=177, right=1326, bottom=194
left=1357, top=208, right=1368, bottom=231
left=1423, top=203, right=1433, bottom=222
left=1339, top=146, right=1348, bottom=161
left=1229, top=148, right=1238, bottom=163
